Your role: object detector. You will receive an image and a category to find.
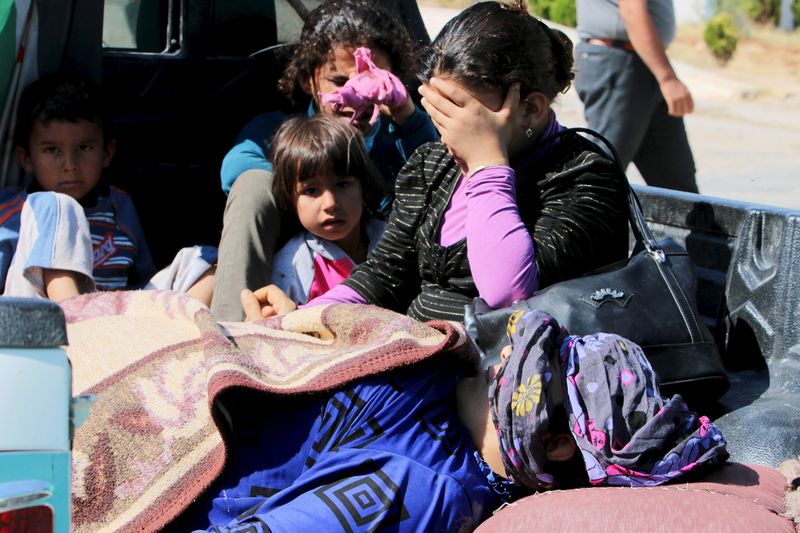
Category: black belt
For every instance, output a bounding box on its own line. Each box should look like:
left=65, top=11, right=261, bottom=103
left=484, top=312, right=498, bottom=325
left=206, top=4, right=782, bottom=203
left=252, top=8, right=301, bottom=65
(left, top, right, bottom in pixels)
left=586, top=38, right=635, bottom=52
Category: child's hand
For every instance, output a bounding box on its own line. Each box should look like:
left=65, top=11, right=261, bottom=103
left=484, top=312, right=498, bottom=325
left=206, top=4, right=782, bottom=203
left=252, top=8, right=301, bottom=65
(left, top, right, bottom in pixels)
left=419, top=78, right=519, bottom=174
left=240, top=285, right=297, bottom=321
left=318, top=47, right=413, bottom=126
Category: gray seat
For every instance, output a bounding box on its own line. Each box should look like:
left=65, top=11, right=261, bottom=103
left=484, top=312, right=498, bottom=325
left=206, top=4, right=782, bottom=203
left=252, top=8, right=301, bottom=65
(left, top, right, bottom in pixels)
left=0, top=297, right=67, bottom=348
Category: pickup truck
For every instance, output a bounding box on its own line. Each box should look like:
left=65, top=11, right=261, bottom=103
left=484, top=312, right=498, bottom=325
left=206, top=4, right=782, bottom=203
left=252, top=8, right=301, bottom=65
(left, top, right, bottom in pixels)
left=0, top=298, right=93, bottom=532
left=0, top=0, right=797, bottom=530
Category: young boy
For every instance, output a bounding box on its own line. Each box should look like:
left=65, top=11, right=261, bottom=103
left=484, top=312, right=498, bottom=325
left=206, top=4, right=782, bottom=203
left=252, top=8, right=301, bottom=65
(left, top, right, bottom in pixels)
left=0, top=73, right=216, bottom=303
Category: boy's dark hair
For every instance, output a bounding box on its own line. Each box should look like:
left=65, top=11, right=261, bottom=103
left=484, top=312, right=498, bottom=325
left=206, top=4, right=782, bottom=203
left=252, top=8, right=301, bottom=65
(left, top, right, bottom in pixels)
left=419, top=1, right=575, bottom=102
left=270, top=114, right=385, bottom=213
left=15, top=73, right=110, bottom=150
left=278, top=0, right=415, bottom=102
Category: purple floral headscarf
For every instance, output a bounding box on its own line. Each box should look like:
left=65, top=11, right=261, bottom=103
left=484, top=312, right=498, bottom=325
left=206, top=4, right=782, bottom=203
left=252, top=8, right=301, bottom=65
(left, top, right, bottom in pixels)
left=488, top=310, right=568, bottom=490
left=489, top=310, right=728, bottom=491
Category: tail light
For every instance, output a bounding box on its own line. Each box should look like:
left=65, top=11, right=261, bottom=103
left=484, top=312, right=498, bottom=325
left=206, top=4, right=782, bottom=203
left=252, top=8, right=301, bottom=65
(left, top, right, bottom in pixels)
left=0, top=481, right=53, bottom=533
left=0, top=506, right=53, bottom=533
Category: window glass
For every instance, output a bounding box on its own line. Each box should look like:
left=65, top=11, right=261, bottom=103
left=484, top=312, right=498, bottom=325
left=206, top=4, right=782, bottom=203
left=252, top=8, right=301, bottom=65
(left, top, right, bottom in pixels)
left=102, top=0, right=168, bottom=52
left=275, top=0, right=323, bottom=43
left=102, top=0, right=330, bottom=56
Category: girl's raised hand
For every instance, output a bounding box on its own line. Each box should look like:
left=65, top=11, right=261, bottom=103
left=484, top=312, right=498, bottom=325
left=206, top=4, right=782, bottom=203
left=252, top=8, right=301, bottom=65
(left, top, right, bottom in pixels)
left=419, top=78, right=520, bottom=174
left=319, top=47, right=415, bottom=127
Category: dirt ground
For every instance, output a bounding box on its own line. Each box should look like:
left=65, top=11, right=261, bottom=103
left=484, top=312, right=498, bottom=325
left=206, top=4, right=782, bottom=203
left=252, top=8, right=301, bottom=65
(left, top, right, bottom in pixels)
left=669, top=23, right=800, bottom=101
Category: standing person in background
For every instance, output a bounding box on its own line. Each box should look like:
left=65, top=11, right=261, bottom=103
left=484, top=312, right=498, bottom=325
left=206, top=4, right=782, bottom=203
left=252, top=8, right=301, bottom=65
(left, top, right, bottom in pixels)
left=575, top=0, right=699, bottom=193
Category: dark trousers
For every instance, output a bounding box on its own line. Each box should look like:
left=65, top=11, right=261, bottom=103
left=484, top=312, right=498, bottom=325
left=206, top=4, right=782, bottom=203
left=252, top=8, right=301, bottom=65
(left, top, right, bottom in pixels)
left=575, top=42, right=698, bottom=193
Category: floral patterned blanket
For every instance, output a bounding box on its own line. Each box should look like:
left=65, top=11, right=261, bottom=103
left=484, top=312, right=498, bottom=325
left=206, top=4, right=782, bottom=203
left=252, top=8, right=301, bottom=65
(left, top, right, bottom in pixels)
left=61, top=290, right=476, bottom=532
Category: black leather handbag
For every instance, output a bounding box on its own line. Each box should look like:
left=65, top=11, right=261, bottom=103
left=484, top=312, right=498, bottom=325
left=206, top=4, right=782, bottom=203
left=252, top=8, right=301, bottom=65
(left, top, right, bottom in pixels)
left=464, top=129, right=729, bottom=402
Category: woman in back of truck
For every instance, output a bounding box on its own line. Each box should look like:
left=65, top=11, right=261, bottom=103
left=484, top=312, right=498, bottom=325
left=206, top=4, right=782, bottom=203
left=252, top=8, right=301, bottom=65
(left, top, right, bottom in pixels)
left=242, top=0, right=630, bottom=324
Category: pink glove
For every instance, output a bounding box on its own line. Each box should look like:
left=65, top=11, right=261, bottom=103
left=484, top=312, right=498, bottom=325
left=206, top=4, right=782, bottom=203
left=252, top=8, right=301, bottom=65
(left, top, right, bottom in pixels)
left=319, top=47, right=409, bottom=126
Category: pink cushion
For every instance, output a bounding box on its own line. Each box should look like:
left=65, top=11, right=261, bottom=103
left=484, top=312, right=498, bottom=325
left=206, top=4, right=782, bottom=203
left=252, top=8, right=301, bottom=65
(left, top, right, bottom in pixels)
left=476, top=463, right=793, bottom=532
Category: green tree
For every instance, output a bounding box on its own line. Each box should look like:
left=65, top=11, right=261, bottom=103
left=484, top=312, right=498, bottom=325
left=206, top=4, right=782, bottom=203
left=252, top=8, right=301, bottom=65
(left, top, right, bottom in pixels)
left=528, top=0, right=577, bottom=27
left=704, top=13, right=740, bottom=63
left=712, top=0, right=798, bottom=25
left=550, top=0, right=577, bottom=27
left=739, top=0, right=780, bottom=22
left=528, top=0, right=552, bottom=19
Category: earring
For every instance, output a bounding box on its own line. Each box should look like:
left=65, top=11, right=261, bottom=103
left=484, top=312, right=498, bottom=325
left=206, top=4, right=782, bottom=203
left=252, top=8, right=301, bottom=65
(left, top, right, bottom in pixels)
left=525, top=127, right=534, bottom=138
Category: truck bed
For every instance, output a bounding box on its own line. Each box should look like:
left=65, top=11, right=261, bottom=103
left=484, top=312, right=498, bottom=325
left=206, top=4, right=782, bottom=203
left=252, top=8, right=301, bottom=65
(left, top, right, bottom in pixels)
left=636, top=184, right=800, bottom=466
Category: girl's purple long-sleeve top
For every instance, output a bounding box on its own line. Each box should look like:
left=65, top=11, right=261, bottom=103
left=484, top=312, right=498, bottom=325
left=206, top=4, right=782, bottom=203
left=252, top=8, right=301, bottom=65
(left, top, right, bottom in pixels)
left=449, top=166, right=538, bottom=307
left=307, top=165, right=537, bottom=309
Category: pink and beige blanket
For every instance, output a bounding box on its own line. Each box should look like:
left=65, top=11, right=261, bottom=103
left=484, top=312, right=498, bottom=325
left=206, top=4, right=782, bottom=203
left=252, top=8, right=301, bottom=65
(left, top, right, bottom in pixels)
left=61, top=290, right=477, bottom=532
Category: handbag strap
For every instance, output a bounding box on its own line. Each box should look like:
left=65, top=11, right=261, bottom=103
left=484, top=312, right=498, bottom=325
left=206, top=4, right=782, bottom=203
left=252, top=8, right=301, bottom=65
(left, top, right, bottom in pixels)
left=547, top=127, right=666, bottom=261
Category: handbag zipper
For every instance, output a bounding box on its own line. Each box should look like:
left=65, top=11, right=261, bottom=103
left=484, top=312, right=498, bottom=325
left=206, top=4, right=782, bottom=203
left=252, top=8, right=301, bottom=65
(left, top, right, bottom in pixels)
left=649, top=250, right=704, bottom=343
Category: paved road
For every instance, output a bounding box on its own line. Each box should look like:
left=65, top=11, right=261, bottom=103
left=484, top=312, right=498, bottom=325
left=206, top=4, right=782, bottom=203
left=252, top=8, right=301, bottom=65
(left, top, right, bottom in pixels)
left=420, top=7, right=800, bottom=210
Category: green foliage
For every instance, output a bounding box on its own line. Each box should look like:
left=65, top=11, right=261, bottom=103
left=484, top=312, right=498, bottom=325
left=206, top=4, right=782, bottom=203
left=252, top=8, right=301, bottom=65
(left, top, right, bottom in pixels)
left=528, top=0, right=552, bottom=19
left=528, top=0, right=576, bottom=27
left=550, top=0, right=577, bottom=27
left=738, top=0, right=779, bottom=22
left=704, top=13, right=740, bottom=63
left=711, top=0, right=799, bottom=27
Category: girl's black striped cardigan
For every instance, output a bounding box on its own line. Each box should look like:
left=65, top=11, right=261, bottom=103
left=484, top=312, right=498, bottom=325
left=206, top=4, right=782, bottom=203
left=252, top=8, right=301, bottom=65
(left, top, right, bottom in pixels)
left=343, top=134, right=630, bottom=323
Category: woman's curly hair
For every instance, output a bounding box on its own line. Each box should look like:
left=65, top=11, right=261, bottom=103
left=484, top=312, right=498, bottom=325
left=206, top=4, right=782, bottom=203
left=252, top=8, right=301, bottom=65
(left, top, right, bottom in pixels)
left=278, top=0, right=416, bottom=103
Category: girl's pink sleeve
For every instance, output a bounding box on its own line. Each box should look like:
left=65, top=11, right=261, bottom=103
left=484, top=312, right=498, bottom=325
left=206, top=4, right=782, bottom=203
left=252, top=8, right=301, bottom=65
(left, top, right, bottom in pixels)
left=465, top=166, right=539, bottom=308
left=302, top=283, right=367, bottom=307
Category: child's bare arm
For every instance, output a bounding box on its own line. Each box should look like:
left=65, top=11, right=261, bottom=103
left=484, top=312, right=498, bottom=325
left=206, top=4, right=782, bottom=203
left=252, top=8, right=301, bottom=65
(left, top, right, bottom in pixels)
left=43, top=269, right=86, bottom=301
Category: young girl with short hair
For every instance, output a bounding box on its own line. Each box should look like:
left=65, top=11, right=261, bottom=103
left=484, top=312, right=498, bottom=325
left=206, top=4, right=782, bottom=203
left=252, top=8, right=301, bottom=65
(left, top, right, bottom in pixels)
left=268, top=114, right=386, bottom=304
left=214, top=0, right=438, bottom=321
